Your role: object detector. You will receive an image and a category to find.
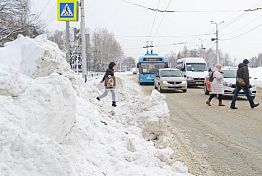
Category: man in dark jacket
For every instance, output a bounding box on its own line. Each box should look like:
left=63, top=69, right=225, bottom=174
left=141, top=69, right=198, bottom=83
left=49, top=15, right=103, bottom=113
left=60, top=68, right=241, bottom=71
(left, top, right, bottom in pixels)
left=230, top=59, right=259, bottom=109
left=96, top=62, right=117, bottom=107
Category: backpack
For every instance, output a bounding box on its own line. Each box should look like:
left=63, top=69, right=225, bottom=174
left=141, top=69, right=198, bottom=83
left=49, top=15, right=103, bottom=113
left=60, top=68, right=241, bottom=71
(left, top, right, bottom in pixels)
left=105, top=75, right=115, bottom=88
left=209, top=71, right=215, bottom=82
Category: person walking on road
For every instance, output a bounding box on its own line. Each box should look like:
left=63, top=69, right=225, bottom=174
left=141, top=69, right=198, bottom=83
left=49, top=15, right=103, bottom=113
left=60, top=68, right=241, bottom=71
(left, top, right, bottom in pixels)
left=96, top=62, right=117, bottom=107
left=230, top=59, right=259, bottom=109
left=206, top=64, right=225, bottom=106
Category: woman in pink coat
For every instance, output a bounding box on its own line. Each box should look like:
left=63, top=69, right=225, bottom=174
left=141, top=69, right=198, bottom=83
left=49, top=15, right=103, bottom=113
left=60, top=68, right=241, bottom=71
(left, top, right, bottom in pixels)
left=206, top=64, right=225, bottom=106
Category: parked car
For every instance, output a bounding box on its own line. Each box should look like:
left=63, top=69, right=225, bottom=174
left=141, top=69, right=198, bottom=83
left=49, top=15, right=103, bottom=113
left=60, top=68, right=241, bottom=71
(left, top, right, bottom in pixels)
left=204, top=66, right=256, bottom=98
left=154, top=68, right=187, bottom=93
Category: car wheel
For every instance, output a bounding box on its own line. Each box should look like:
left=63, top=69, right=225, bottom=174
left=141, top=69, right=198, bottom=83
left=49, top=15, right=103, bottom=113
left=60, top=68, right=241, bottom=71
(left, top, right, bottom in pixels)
left=182, top=89, right=187, bottom=93
left=204, top=84, right=209, bottom=95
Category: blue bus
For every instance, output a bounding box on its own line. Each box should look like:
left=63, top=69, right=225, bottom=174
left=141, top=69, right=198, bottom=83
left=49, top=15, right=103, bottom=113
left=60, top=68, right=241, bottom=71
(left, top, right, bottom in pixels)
left=137, top=54, right=168, bottom=85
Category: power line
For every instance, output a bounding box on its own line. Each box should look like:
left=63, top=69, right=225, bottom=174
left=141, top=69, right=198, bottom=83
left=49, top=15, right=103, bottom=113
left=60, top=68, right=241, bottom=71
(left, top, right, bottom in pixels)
left=221, top=22, right=262, bottom=41
left=119, top=0, right=260, bottom=13
left=152, top=0, right=172, bottom=41
left=38, top=0, right=51, bottom=18
left=219, top=0, right=262, bottom=31
left=222, top=13, right=262, bottom=36
left=149, top=0, right=161, bottom=38
left=124, top=41, right=185, bottom=50
left=115, top=32, right=214, bottom=39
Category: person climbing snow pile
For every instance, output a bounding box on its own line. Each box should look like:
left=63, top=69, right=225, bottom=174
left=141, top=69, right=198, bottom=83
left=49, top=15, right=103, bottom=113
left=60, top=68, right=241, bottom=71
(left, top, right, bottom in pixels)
left=96, top=62, right=117, bottom=107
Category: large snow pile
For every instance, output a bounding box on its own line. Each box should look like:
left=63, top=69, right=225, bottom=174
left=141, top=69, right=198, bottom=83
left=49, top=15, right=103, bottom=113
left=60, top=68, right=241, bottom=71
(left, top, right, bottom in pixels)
left=0, top=35, right=192, bottom=176
left=249, top=67, right=262, bottom=88
left=0, top=34, right=75, bottom=80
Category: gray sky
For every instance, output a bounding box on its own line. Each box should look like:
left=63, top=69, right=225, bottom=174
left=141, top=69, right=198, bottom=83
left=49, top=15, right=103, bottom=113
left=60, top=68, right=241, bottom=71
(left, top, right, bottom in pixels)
left=31, top=0, right=262, bottom=61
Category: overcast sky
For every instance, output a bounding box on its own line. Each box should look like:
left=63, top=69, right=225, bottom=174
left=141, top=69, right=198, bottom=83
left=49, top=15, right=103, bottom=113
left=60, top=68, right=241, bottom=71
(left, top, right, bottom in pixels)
left=31, top=0, right=262, bottom=61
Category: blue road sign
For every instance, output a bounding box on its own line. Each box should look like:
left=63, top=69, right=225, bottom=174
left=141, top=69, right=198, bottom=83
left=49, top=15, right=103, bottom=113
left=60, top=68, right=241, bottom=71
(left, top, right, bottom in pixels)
left=57, top=0, right=78, bottom=21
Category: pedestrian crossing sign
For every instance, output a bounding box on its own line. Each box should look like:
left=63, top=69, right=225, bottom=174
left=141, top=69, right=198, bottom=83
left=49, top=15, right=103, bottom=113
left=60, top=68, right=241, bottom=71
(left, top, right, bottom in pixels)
left=57, top=0, right=78, bottom=21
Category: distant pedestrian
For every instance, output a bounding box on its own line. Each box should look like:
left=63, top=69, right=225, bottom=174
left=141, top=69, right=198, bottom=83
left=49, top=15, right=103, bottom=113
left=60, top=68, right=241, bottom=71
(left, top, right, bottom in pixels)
left=230, top=59, right=259, bottom=109
left=206, top=64, right=225, bottom=106
left=96, top=62, right=117, bottom=107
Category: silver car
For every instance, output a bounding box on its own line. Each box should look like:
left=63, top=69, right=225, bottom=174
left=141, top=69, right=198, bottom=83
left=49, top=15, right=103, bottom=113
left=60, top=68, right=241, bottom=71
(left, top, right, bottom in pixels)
left=222, top=67, right=256, bottom=98
left=154, top=68, right=187, bottom=93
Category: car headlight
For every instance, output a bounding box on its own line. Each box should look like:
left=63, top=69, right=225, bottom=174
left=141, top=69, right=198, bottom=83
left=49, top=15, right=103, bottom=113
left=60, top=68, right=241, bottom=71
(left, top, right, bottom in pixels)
left=223, top=82, right=232, bottom=87
left=187, top=77, right=193, bottom=81
left=162, top=81, right=169, bottom=85
left=182, top=81, right=187, bottom=85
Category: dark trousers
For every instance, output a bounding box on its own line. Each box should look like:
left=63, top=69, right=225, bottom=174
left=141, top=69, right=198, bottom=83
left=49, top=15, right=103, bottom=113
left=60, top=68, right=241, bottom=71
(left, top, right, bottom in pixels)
left=209, top=94, right=223, bottom=103
left=230, top=86, right=255, bottom=108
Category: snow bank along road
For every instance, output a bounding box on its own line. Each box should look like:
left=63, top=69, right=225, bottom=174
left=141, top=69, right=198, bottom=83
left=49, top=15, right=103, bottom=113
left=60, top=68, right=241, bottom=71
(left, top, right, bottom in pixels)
left=0, top=35, right=193, bottom=176
left=140, top=82, right=262, bottom=176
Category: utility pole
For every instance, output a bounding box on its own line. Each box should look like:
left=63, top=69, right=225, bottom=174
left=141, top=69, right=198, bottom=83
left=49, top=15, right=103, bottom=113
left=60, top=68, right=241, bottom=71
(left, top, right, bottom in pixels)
left=199, top=39, right=206, bottom=58
left=211, top=21, right=224, bottom=65
left=66, top=21, right=70, bottom=63
left=119, top=57, right=122, bottom=72
left=80, top=0, right=87, bottom=82
left=86, top=33, right=91, bottom=72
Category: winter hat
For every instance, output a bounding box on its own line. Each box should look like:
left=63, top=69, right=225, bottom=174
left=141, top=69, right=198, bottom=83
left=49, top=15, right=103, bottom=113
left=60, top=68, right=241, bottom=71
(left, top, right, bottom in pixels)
left=109, top=62, right=116, bottom=69
left=243, top=59, right=249, bottom=64
left=215, top=64, right=222, bottom=71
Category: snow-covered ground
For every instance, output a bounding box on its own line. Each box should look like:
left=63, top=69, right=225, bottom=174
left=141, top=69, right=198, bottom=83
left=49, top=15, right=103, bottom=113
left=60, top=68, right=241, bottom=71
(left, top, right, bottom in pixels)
left=249, top=67, right=262, bottom=88
left=0, top=35, right=192, bottom=176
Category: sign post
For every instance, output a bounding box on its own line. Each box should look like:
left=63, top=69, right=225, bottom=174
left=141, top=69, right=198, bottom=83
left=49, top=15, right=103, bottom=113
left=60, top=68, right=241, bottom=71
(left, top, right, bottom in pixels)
left=57, top=0, right=79, bottom=68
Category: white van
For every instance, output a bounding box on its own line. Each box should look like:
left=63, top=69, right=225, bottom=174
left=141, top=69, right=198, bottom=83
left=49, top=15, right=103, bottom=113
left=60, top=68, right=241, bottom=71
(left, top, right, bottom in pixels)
left=176, top=57, right=208, bottom=86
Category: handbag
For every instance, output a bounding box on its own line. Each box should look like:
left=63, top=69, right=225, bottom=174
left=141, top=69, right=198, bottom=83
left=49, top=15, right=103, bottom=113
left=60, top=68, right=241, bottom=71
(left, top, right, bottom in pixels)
left=236, top=77, right=246, bottom=86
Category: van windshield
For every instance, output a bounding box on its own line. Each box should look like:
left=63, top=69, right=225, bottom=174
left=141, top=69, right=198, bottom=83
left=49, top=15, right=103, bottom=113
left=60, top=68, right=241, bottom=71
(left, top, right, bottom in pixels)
left=186, top=63, right=207, bottom=72
left=222, top=70, right=237, bottom=78
left=160, top=70, right=182, bottom=77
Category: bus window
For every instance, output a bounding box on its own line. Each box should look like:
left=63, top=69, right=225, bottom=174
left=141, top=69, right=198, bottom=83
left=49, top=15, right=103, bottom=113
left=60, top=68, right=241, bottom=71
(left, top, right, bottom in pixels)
left=140, top=63, right=166, bottom=73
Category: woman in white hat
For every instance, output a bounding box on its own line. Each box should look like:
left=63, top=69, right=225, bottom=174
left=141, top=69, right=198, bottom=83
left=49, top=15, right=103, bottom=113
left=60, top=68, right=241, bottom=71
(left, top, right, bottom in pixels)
left=206, top=64, right=225, bottom=106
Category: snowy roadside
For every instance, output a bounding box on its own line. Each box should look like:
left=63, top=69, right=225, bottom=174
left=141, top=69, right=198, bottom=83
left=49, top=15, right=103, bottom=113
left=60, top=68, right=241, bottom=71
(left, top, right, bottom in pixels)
left=249, top=67, right=262, bottom=88
left=0, top=35, right=192, bottom=176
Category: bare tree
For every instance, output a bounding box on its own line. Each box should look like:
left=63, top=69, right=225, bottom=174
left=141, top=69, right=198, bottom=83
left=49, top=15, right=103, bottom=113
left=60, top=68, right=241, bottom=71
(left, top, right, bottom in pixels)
left=48, top=30, right=66, bottom=51
left=122, top=57, right=136, bottom=71
left=0, top=0, right=44, bottom=45
left=166, top=51, right=177, bottom=68
left=91, top=28, right=123, bottom=71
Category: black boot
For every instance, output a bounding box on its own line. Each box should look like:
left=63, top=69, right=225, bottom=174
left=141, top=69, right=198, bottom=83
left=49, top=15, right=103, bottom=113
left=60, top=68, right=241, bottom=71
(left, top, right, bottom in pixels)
left=251, top=103, right=259, bottom=109
left=112, top=101, right=117, bottom=107
left=96, top=97, right=100, bottom=101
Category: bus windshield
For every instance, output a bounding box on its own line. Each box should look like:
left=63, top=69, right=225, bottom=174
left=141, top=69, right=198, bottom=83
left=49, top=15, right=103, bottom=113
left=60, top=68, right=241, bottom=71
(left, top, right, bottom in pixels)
left=139, top=63, right=166, bottom=73
left=160, top=70, right=182, bottom=77
left=186, top=63, right=207, bottom=72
